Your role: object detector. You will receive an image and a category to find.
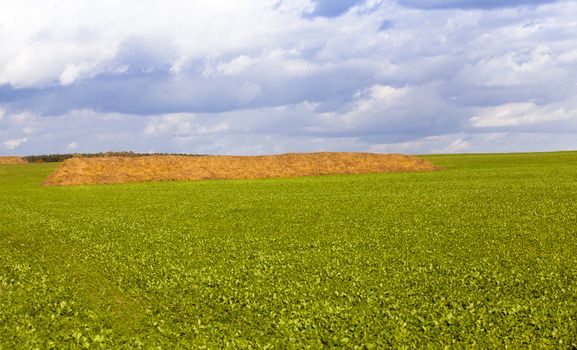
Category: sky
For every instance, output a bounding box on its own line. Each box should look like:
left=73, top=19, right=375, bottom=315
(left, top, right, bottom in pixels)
left=1, top=0, right=577, bottom=156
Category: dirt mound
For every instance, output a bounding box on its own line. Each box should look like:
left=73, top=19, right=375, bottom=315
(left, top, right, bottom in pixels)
left=43, top=152, right=437, bottom=186
left=0, top=156, right=27, bottom=165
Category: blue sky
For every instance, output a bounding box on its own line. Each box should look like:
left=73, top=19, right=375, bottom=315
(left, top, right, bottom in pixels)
left=1, top=0, right=576, bottom=155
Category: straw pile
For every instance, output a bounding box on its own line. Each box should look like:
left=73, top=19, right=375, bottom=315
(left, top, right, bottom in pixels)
left=0, top=156, right=27, bottom=164
left=43, top=152, right=437, bottom=186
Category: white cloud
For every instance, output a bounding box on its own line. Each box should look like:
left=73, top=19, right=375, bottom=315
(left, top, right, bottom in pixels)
left=353, top=85, right=409, bottom=114
left=144, top=114, right=230, bottom=137
left=368, top=131, right=577, bottom=155
left=2, top=138, right=27, bottom=150
left=208, top=55, right=254, bottom=77
left=369, top=134, right=470, bottom=154
left=457, top=47, right=567, bottom=88
left=445, top=138, right=472, bottom=153
left=0, top=0, right=320, bottom=88
left=59, top=62, right=96, bottom=86
left=22, top=127, right=35, bottom=135
left=470, top=101, right=576, bottom=128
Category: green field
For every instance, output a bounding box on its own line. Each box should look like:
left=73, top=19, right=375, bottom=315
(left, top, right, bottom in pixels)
left=1, top=152, right=577, bottom=348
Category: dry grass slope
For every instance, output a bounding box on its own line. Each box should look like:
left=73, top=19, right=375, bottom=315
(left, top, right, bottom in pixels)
left=43, top=152, right=438, bottom=186
left=0, top=156, right=27, bottom=164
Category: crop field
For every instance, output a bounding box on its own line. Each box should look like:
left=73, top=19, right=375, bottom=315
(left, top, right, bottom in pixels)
left=1, top=152, right=577, bottom=348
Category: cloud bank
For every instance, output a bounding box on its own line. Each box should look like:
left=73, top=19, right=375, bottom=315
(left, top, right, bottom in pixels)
left=396, top=0, right=562, bottom=10
left=1, top=0, right=576, bottom=155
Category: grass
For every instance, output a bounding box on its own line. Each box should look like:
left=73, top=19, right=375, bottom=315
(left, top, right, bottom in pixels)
left=1, top=152, right=577, bottom=348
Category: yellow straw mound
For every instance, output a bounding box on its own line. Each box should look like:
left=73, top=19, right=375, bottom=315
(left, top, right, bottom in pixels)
left=43, top=152, right=438, bottom=186
left=0, top=156, right=27, bottom=165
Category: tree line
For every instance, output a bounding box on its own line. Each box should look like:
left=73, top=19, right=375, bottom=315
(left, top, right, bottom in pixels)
left=24, top=151, right=205, bottom=163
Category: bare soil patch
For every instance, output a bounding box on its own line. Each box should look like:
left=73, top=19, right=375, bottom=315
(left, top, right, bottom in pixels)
left=0, top=156, right=27, bottom=164
left=43, top=152, right=437, bottom=186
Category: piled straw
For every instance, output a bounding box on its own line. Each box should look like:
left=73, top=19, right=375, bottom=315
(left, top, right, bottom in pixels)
left=43, top=152, right=437, bottom=186
left=0, top=156, right=27, bottom=164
